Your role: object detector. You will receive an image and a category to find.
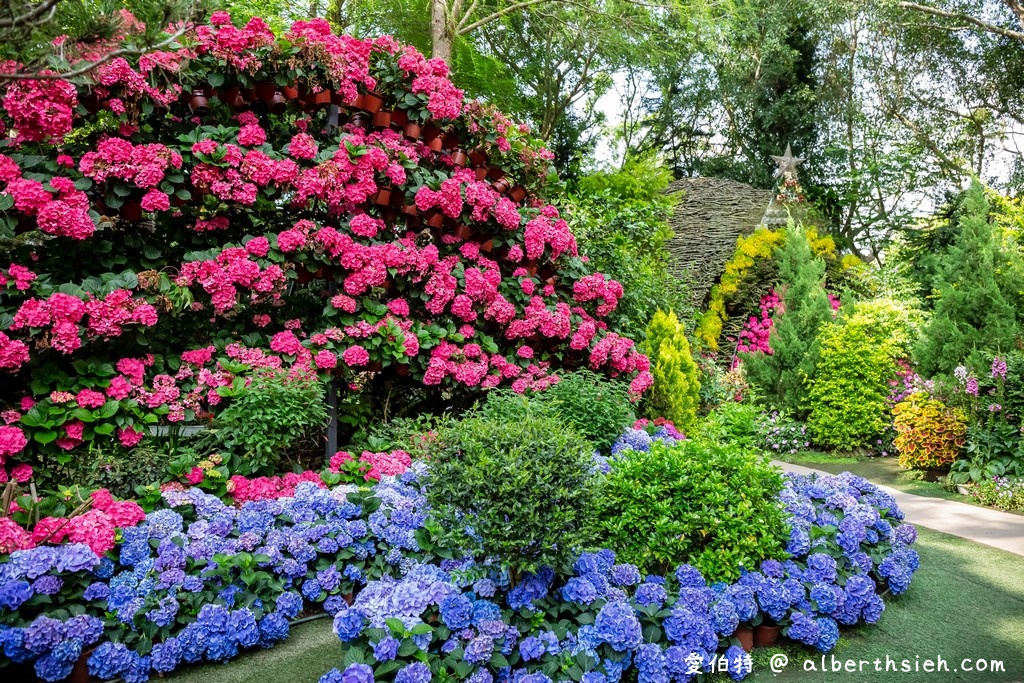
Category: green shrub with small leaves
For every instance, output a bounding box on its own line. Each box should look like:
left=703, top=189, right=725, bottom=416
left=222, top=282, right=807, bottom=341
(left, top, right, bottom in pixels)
left=425, top=415, right=598, bottom=578
left=807, top=313, right=900, bottom=451
left=201, top=370, right=329, bottom=475
left=540, top=370, right=636, bottom=452
left=594, top=439, right=789, bottom=581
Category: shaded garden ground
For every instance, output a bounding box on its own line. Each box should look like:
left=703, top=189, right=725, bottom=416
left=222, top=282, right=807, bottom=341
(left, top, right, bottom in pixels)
left=165, top=528, right=1024, bottom=683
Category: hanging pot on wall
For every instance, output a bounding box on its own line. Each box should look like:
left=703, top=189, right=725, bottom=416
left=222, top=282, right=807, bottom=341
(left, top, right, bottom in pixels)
left=269, top=90, right=288, bottom=115
left=253, top=81, right=276, bottom=102
left=450, top=150, right=469, bottom=167
left=426, top=211, right=445, bottom=229
left=119, top=201, right=143, bottom=222
left=404, top=121, right=423, bottom=140
left=371, top=187, right=392, bottom=206
left=361, top=91, right=385, bottom=114
left=508, top=185, right=527, bottom=203
left=349, top=112, right=371, bottom=131
left=469, top=149, right=488, bottom=166
left=390, top=108, right=409, bottom=128
left=189, top=90, right=210, bottom=116
left=491, top=178, right=512, bottom=195
left=374, top=110, right=392, bottom=129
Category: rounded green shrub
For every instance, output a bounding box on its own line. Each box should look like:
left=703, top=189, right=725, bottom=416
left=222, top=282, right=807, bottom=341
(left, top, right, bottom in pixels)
left=425, top=416, right=598, bottom=577
left=594, top=439, right=789, bottom=581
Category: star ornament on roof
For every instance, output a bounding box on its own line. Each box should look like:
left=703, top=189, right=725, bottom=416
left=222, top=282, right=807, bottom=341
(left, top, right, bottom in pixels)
left=771, top=144, right=804, bottom=177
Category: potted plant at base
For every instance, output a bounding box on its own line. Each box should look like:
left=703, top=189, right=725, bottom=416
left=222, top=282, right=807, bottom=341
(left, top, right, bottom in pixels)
left=733, top=625, right=754, bottom=652
left=753, top=617, right=780, bottom=647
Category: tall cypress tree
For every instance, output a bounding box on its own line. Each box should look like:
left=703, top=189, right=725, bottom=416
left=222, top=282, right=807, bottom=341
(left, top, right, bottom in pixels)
left=742, top=224, right=833, bottom=417
left=914, top=180, right=1020, bottom=376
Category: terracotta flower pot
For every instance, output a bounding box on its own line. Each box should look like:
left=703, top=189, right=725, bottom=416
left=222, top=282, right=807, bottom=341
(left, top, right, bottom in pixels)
left=313, top=89, right=332, bottom=108
left=331, top=89, right=348, bottom=107
left=454, top=224, right=473, bottom=240
left=189, top=90, right=210, bottom=115
left=422, top=122, right=441, bottom=142
left=281, top=85, right=300, bottom=101
left=119, top=202, right=142, bottom=222
left=479, top=239, right=494, bottom=254
left=372, top=187, right=392, bottom=206
left=753, top=624, right=780, bottom=648
left=390, top=109, right=409, bottom=128
left=525, top=260, right=539, bottom=277
left=734, top=626, right=754, bottom=652
left=374, top=110, right=392, bottom=129
left=269, top=90, right=288, bottom=115
left=469, top=149, right=488, bottom=166
left=253, top=81, right=276, bottom=102
left=69, top=647, right=96, bottom=683
left=487, top=166, right=505, bottom=182
left=442, top=133, right=459, bottom=150
left=492, top=178, right=512, bottom=195
left=426, top=212, right=445, bottom=229
left=361, top=91, right=385, bottom=114
left=508, top=185, right=527, bottom=203
left=82, top=93, right=102, bottom=114
left=404, top=121, right=423, bottom=140
left=401, top=203, right=419, bottom=217
left=223, top=87, right=249, bottom=111
left=395, top=364, right=410, bottom=377
left=450, top=150, right=469, bottom=167
left=349, top=112, right=371, bottom=131
left=427, top=136, right=443, bottom=152
left=474, top=167, right=489, bottom=182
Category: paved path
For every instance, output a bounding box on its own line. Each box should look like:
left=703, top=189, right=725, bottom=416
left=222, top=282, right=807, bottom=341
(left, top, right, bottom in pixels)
left=775, top=460, right=1024, bottom=557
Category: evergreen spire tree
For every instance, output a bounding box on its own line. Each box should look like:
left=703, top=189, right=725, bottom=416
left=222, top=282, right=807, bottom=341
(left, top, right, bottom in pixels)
left=641, top=310, right=701, bottom=431
left=915, top=180, right=1020, bottom=376
left=742, top=223, right=833, bottom=417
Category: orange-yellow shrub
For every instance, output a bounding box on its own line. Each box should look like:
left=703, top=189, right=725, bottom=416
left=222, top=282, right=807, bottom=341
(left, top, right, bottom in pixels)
left=892, top=393, right=967, bottom=469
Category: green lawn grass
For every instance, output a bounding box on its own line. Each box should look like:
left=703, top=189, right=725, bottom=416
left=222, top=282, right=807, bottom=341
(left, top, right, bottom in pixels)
left=168, top=528, right=1024, bottom=683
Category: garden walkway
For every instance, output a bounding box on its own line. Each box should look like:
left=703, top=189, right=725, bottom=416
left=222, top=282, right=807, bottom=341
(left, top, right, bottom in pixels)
left=775, top=461, right=1024, bottom=557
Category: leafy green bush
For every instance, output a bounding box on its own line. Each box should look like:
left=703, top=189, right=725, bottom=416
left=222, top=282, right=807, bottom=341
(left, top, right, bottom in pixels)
left=541, top=370, right=636, bottom=452
left=807, top=313, right=899, bottom=450
left=566, top=158, right=690, bottom=339
left=696, top=401, right=762, bottom=452
left=950, top=418, right=1024, bottom=484
left=594, top=439, right=789, bottom=581
left=641, top=310, right=701, bottom=431
left=425, top=416, right=598, bottom=577
left=347, top=414, right=447, bottom=460
left=202, top=370, right=329, bottom=475
left=472, top=389, right=558, bottom=423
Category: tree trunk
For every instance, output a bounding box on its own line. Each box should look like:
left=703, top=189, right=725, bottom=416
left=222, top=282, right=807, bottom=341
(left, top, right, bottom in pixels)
left=431, top=0, right=454, bottom=62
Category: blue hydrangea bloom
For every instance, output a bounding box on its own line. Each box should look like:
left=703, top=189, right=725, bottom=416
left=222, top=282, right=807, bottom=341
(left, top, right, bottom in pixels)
left=332, top=608, right=366, bottom=642
left=395, top=662, right=432, bottom=683
left=594, top=601, right=642, bottom=652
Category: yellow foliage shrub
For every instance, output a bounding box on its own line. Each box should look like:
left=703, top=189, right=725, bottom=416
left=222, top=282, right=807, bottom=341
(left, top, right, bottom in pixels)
left=892, top=393, right=967, bottom=470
